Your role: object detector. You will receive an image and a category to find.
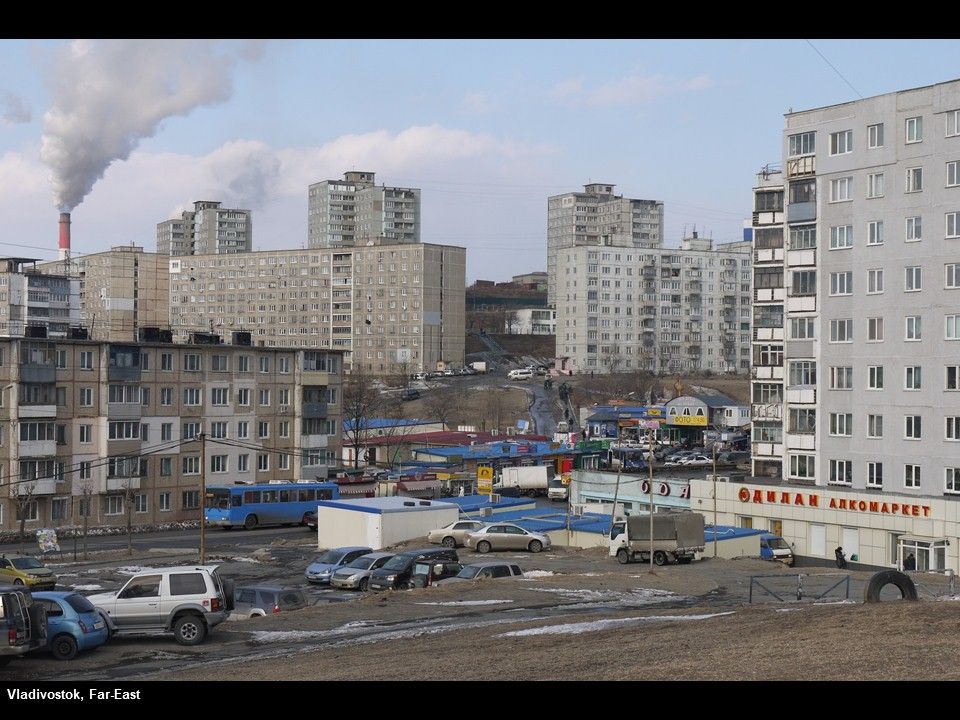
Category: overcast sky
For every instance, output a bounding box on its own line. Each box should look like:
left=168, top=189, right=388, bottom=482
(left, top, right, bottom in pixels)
left=2, top=39, right=959, bottom=281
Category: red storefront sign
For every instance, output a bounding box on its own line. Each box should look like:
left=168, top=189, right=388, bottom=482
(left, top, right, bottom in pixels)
left=737, top=487, right=930, bottom=517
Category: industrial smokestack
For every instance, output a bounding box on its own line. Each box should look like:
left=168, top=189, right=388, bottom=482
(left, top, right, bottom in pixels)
left=59, top=212, right=71, bottom=261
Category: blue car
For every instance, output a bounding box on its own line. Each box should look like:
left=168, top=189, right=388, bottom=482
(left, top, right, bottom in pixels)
left=32, top=592, right=109, bottom=660
left=305, top=546, right=372, bottom=584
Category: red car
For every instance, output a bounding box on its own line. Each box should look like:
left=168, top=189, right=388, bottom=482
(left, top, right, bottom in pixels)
left=305, top=511, right=318, bottom=532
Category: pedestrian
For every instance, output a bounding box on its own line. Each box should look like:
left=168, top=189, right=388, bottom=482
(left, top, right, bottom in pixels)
left=903, top=552, right=916, bottom=571
left=834, top=546, right=847, bottom=569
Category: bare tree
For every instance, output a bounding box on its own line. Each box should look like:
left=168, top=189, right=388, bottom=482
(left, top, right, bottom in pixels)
left=343, top=365, right=402, bottom=469
left=15, top=482, right=36, bottom=553
left=124, top=483, right=135, bottom=557
left=77, top=479, right=95, bottom=560
left=504, top=310, right=519, bottom=335
left=422, top=385, right=468, bottom=432
left=482, top=389, right=506, bottom=432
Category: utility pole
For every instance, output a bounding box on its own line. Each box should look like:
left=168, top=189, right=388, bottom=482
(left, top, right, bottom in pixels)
left=610, top=457, right=622, bottom=536
left=712, top=428, right=718, bottom=557
left=648, top=426, right=655, bottom=572
left=199, top=432, right=206, bottom=565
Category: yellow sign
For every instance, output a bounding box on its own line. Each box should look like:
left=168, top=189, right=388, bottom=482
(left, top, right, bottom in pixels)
left=670, top=415, right=708, bottom=426
left=477, top=465, right=494, bottom=496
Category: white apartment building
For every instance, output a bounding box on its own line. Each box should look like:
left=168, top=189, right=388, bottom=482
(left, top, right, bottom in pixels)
left=157, top=201, right=252, bottom=256
left=0, top=258, right=80, bottom=339
left=555, top=234, right=752, bottom=374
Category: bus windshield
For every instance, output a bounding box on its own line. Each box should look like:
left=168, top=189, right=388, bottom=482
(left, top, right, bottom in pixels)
left=206, top=489, right=232, bottom=510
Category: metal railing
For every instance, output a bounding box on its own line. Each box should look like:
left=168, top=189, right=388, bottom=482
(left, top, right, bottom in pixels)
left=749, top=572, right=851, bottom=603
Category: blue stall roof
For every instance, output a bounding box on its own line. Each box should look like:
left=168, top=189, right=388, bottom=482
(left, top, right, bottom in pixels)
left=445, top=494, right=535, bottom=513
left=317, top=497, right=458, bottom=515
left=412, top=440, right=575, bottom=461
left=456, top=506, right=612, bottom=535
left=344, top=418, right=439, bottom=432
left=704, top=525, right=765, bottom=542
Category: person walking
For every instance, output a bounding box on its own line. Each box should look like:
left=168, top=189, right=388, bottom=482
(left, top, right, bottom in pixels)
left=834, top=546, right=847, bottom=569
left=903, top=552, right=916, bottom=571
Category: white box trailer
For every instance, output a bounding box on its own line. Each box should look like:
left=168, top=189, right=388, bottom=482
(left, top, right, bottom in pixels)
left=496, top=465, right=550, bottom=497
left=315, top=497, right=459, bottom=550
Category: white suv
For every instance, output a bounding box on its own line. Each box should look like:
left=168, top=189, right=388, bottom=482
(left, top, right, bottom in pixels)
left=88, top=565, right=232, bottom=646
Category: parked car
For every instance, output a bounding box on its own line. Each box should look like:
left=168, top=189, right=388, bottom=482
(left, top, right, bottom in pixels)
left=434, top=562, right=524, bottom=586
left=677, top=454, right=712, bottom=466
left=464, top=523, right=551, bottom=554
left=304, top=511, right=318, bottom=532
left=88, top=565, right=232, bottom=646
left=233, top=586, right=308, bottom=618
left=305, top=546, right=373, bottom=584
left=412, top=372, right=429, bottom=382
left=408, top=558, right=463, bottom=588
left=507, top=368, right=533, bottom=381
left=0, top=554, right=57, bottom=590
left=32, top=591, right=108, bottom=661
left=368, top=548, right=459, bottom=591
left=427, top=520, right=486, bottom=548
left=401, top=388, right=421, bottom=401
left=0, top=585, right=48, bottom=668
left=330, top=552, right=395, bottom=591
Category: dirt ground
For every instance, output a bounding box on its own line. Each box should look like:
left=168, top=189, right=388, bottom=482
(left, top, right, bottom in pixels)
left=402, top=385, right=533, bottom=432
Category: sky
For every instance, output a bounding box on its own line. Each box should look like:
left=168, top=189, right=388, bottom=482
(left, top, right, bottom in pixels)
left=2, top=39, right=960, bottom=282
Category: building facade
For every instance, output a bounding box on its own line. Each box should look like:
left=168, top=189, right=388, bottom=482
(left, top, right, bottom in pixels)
left=0, top=258, right=80, bottom=339
left=0, top=336, right=342, bottom=532
left=506, top=308, right=556, bottom=335
left=307, top=171, right=420, bottom=248
left=37, top=246, right=170, bottom=343
left=168, top=241, right=465, bottom=374
left=511, top=271, right=548, bottom=291
left=157, top=201, right=252, bottom=256
left=547, top=183, right=664, bottom=305
left=555, top=235, right=752, bottom=374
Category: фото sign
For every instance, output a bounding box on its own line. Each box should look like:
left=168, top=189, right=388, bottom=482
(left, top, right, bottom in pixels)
left=670, top=415, right=708, bottom=427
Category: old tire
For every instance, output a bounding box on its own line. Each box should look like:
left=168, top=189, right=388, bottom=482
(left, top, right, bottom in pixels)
left=173, top=614, right=207, bottom=645
left=358, top=578, right=369, bottom=592
left=28, top=603, right=47, bottom=641
left=528, top=540, right=543, bottom=553
left=653, top=551, right=668, bottom=566
left=476, top=541, right=492, bottom=554
left=864, top=570, right=918, bottom=603
left=13, top=578, right=23, bottom=586
left=441, top=536, right=457, bottom=549
left=51, top=634, right=78, bottom=661
left=617, top=549, right=630, bottom=565
left=244, top=514, right=258, bottom=531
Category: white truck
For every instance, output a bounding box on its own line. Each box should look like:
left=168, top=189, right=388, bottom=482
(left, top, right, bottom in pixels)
left=470, top=361, right=488, bottom=373
left=609, top=512, right=705, bottom=566
left=496, top=465, right=550, bottom=497
left=547, top=476, right=568, bottom=502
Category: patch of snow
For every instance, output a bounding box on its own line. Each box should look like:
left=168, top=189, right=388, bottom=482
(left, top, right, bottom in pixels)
left=936, top=595, right=960, bottom=602
left=497, top=612, right=735, bottom=637
left=812, top=599, right=857, bottom=605
left=228, top=556, right=261, bottom=564
left=416, top=600, right=513, bottom=606
left=521, top=570, right=556, bottom=578
left=250, top=630, right=328, bottom=643
left=70, top=584, right=104, bottom=591
left=115, top=566, right=149, bottom=575
left=775, top=608, right=802, bottom=613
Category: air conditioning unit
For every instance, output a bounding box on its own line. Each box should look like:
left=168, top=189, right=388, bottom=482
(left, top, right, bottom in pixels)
left=490, top=429, right=499, bottom=436
left=570, top=503, right=588, bottom=517
left=490, top=493, right=501, bottom=503
left=480, top=506, right=493, bottom=517
left=505, top=427, right=517, bottom=436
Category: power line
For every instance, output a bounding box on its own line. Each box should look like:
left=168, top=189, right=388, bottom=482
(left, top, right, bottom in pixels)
left=805, top=40, right=863, bottom=100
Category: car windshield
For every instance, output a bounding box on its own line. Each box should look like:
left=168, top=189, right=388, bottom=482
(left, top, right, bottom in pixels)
left=11, top=558, right=43, bottom=570
left=345, top=556, right=376, bottom=570
left=314, top=550, right=346, bottom=564
left=65, top=594, right=96, bottom=614
left=767, top=537, right=791, bottom=550
left=205, top=489, right=231, bottom=509
left=549, top=478, right=563, bottom=488
left=456, top=566, right=482, bottom=579
left=383, top=555, right=413, bottom=571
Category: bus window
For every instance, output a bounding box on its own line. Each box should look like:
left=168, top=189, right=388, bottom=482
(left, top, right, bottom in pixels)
left=279, top=490, right=290, bottom=503
left=243, top=491, right=261, bottom=504
left=206, top=489, right=231, bottom=509
left=318, top=488, right=333, bottom=501
left=262, top=490, right=277, bottom=503
left=231, top=495, right=242, bottom=508
left=298, top=489, right=315, bottom=502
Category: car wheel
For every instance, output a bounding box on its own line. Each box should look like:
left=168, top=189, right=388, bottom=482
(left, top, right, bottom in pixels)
left=51, top=634, right=78, bottom=661
left=358, top=578, right=369, bottom=592
left=528, top=540, right=543, bottom=553
left=476, top=541, right=492, bottom=554
left=12, top=578, right=23, bottom=586
left=617, top=549, right=630, bottom=565
left=243, top=514, right=258, bottom=531
left=173, top=614, right=207, bottom=646
left=653, top=551, right=668, bottom=566
left=441, top=536, right=457, bottom=549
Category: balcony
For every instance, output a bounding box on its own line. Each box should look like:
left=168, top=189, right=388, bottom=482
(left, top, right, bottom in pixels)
left=752, top=210, right=784, bottom=226
left=786, top=296, right=816, bottom=313
left=301, top=371, right=330, bottom=387
left=11, top=479, right=57, bottom=496
left=17, top=440, right=56, bottom=457
left=18, top=404, right=57, bottom=419
left=302, top=402, right=328, bottom=419
left=108, top=366, right=141, bottom=382
left=300, top=433, right=328, bottom=449
left=786, top=249, right=816, bottom=267
left=786, top=155, right=816, bottom=178
left=101, top=477, right=141, bottom=493
left=787, top=202, right=816, bottom=223
left=753, top=327, right=784, bottom=342
left=20, top=365, right=55, bottom=384
left=751, top=366, right=785, bottom=381
left=754, top=288, right=786, bottom=303
left=751, top=403, right=783, bottom=421
left=752, top=442, right=784, bottom=458
left=107, top=403, right=142, bottom=420
left=754, top=248, right=785, bottom=264
left=785, top=433, right=815, bottom=451
left=786, top=387, right=816, bottom=404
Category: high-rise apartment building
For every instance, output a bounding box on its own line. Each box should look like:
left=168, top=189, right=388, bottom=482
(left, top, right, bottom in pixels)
left=0, top=336, right=342, bottom=532
left=167, top=241, right=465, bottom=374
left=555, top=235, right=752, bottom=374
left=0, top=258, right=79, bottom=339
left=157, top=201, right=252, bottom=255
left=547, top=183, right=664, bottom=305
left=307, top=171, right=420, bottom=248
left=37, top=246, right=169, bottom=343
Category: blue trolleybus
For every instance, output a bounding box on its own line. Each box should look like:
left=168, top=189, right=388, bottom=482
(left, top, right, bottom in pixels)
left=205, top=481, right=340, bottom=530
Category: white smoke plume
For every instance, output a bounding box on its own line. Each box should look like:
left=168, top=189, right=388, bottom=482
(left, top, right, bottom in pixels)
left=41, top=39, right=259, bottom=212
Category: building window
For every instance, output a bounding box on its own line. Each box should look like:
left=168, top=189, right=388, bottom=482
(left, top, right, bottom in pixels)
left=906, top=167, right=923, bottom=193
left=947, top=110, right=960, bottom=138
left=904, top=464, right=921, bottom=489
left=79, top=388, right=93, bottom=407
left=867, top=462, right=883, bottom=488
left=946, top=314, right=960, bottom=341
left=79, top=462, right=91, bottom=480
left=278, top=389, right=290, bottom=406
left=79, top=424, right=92, bottom=444
left=160, top=457, right=172, bottom=477
left=905, top=266, right=922, bottom=292
left=51, top=497, right=69, bottom=521
left=829, top=366, right=853, bottom=390
left=905, top=315, right=922, bottom=341
left=948, top=161, right=960, bottom=188
left=211, top=388, right=229, bottom=406
left=80, top=351, right=93, bottom=370
left=868, top=123, right=884, bottom=148
left=868, top=414, right=883, bottom=439
left=948, top=212, right=960, bottom=239
left=182, top=456, right=200, bottom=475
left=866, top=220, right=884, bottom=246
left=182, top=491, right=200, bottom=510
left=867, top=317, right=884, bottom=342
left=160, top=388, right=173, bottom=406
left=258, top=421, right=269, bottom=439
left=791, top=270, right=817, bottom=296
left=947, top=468, right=960, bottom=495
left=258, top=389, right=270, bottom=406
left=829, top=319, right=852, bottom=343
left=896, top=221, right=919, bottom=251
left=948, top=365, right=960, bottom=390
left=211, top=455, right=228, bottom=473
left=278, top=357, right=290, bottom=374
left=867, top=268, right=884, bottom=294
left=868, top=365, right=884, bottom=390
left=829, top=225, right=853, bottom=249
left=103, top=496, right=124, bottom=516
left=829, top=413, right=852, bottom=437
left=829, top=177, right=853, bottom=203
left=237, top=355, right=250, bottom=373
left=905, top=415, right=922, bottom=440
left=161, top=423, right=172, bottom=442
left=829, top=129, right=853, bottom=155
left=183, top=388, right=201, bottom=406
left=259, top=356, right=270, bottom=373
left=183, top=354, right=202, bottom=372
left=867, top=173, right=884, bottom=199
left=947, top=417, right=960, bottom=441
left=238, top=454, right=249, bottom=473
left=279, top=421, right=290, bottom=438
left=789, top=454, right=815, bottom=480
left=789, top=361, right=816, bottom=386
left=789, top=225, right=816, bottom=249
left=140, top=353, right=149, bottom=370
left=947, top=264, right=960, bottom=289
left=278, top=454, right=289, bottom=471
left=182, top=422, right=200, bottom=440
left=237, top=388, right=250, bottom=406
left=237, top=421, right=249, bottom=439
left=161, top=353, right=173, bottom=371
left=906, top=116, right=923, bottom=143
left=829, top=271, right=852, bottom=296
left=159, top=492, right=171, bottom=511
left=135, top=494, right=148, bottom=513
left=829, top=459, right=852, bottom=485
left=789, top=408, right=816, bottom=434
left=790, top=317, right=815, bottom=340
left=788, top=132, right=815, bottom=157
left=257, top=453, right=270, bottom=472
left=210, top=421, right=227, bottom=439
left=212, top=355, right=229, bottom=372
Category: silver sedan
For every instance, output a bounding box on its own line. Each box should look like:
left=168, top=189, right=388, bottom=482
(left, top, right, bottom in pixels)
left=464, top=523, right=551, bottom=553
left=329, top=552, right=395, bottom=591
left=427, top=520, right=486, bottom=548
